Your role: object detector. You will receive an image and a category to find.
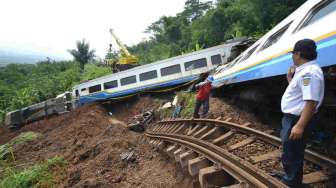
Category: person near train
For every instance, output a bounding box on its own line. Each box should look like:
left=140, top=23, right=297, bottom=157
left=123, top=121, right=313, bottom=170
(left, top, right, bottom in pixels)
left=193, top=75, right=214, bottom=118
left=280, top=39, right=324, bottom=187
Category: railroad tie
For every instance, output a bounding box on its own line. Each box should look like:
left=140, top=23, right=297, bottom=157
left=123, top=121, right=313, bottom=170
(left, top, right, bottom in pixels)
left=170, top=123, right=183, bottom=133
left=155, top=141, right=165, bottom=150
left=212, top=131, right=235, bottom=145
left=228, top=137, right=255, bottom=151
left=224, top=117, right=232, bottom=122
left=173, top=148, right=183, bottom=162
left=303, top=170, right=330, bottom=184
left=165, top=123, right=178, bottom=133
left=172, top=123, right=188, bottom=134
left=199, top=166, right=234, bottom=187
left=187, top=124, right=201, bottom=136
left=193, top=125, right=211, bottom=138
left=188, top=157, right=210, bottom=177
left=250, top=150, right=281, bottom=163
left=179, top=151, right=198, bottom=168
left=199, top=127, right=221, bottom=140
left=166, top=145, right=178, bottom=158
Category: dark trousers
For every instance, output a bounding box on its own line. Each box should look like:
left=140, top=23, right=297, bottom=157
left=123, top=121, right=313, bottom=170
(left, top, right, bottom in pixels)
left=193, top=97, right=209, bottom=118
left=280, top=114, right=315, bottom=187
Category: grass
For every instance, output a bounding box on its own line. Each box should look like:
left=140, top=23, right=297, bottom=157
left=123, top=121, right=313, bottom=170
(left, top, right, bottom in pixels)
left=178, top=92, right=196, bottom=118
left=0, top=156, right=67, bottom=188
left=0, top=132, right=42, bottom=160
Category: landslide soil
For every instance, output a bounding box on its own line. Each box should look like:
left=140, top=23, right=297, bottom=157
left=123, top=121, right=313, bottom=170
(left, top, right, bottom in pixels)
left=0, top=97, right=192, bottom=188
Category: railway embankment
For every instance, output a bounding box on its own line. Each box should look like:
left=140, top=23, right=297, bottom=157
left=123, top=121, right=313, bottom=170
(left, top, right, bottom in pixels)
left=0, top=99, right=192, bottom=187
left=0, top=94, right=335, bottom=187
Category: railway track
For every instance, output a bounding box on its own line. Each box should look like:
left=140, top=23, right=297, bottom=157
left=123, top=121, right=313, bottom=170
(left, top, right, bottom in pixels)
left=145, top=118, right=336, bottom=188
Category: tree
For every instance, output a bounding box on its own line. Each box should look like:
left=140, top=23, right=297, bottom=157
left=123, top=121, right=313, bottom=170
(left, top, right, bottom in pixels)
left=129, top=0, right=306, bottom=65
left=183, top=0, right=212, bottom=22
left=68, top=39, right=95, bottom=72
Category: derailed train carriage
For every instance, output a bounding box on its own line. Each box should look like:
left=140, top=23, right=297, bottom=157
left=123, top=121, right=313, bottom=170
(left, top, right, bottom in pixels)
left=212, top=0, right=336, bottom=127
left=70, top=38, right=250, bottom=106
left=4, top=92, right=72, bottom=129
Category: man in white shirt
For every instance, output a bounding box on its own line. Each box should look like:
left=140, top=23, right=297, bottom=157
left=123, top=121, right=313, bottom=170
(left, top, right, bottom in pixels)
left=280, top=39, right=324, bottom=187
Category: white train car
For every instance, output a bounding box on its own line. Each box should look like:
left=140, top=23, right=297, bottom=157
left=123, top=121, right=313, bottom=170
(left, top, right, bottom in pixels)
left=214, top=0, right=336, bottom=87
left=73, top=39, right=246, bottom=105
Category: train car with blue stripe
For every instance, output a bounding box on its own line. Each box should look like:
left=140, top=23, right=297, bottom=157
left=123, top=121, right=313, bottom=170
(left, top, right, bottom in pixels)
left=72, top=39, right=246, bottom=106
left=213, top=0, right=336, bottom=108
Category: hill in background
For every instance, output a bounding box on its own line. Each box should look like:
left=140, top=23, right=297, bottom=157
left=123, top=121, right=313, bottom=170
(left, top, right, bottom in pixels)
left=0, top=49, right=68, bottom=66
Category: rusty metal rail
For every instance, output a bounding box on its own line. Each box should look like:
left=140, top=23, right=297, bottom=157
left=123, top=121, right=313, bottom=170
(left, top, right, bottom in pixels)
left=146, top=118, right=336, bottom=187
left=146, top=132, right=287, bottom=188
left=155, top=118, right=336, bottom=169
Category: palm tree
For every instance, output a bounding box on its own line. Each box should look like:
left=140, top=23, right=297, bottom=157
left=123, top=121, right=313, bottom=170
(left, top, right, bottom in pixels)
left=68, top=39, right=95, bottom=72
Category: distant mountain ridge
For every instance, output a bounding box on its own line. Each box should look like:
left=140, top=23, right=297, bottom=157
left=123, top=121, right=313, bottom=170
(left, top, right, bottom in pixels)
left=0, top=50, right=68, bottom=66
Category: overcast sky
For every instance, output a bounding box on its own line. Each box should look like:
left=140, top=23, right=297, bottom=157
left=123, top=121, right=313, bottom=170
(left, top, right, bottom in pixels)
left=0, top=0, right=186, bottom=59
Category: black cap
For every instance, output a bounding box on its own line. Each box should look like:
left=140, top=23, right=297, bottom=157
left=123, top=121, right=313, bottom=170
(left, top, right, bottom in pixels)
left=292, top=39, right=317, bottom=60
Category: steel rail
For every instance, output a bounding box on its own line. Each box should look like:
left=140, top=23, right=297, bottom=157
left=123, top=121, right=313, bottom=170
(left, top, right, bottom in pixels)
left=146, top=132, right=288, bottom=188
left=156, top=119, right=336, bottom=169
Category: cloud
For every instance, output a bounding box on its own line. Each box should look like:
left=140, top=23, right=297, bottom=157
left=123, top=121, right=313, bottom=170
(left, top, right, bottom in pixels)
left=0, top=0, right=186, bottom=59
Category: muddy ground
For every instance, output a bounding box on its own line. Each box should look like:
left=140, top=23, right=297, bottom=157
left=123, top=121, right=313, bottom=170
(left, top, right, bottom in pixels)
left=0, top=94, right=335, bottom=187
left=0, top=96, right=192, bottom=188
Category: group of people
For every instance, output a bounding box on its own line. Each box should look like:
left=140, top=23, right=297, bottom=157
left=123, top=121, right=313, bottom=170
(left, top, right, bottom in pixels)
left=191, top=39, right=324, bottom=187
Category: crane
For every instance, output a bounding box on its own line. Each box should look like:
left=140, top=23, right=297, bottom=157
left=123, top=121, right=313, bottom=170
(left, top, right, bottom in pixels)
left=109, top=29, right=138, bottom=66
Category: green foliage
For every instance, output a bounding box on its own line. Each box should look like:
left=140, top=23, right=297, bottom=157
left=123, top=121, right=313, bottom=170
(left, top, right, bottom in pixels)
left=56, top=63, right=81, bottom=92
left=158, top=92, right=196, bottom=119
left=0, top=156, right=67, bottom=188
left=178, top=92, right=196, bottom=118
left=0, top=132, right=42, bottom=160
left=130, top=0, right=306, bottom=64
left=80, top=64, right=111, bottom=81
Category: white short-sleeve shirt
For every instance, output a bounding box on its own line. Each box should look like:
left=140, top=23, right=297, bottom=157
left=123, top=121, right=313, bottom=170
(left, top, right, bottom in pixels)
left=281, top=61, right=324, bottom=116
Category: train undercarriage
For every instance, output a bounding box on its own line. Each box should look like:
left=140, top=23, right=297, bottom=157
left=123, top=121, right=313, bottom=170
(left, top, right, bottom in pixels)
left=213, top=65, right=336, bottom=156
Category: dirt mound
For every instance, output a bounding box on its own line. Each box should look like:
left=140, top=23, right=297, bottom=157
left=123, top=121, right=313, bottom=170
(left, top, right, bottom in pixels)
left=1, top=102, right=191, bottom=187
left=106, top=96, right=164, bottom=122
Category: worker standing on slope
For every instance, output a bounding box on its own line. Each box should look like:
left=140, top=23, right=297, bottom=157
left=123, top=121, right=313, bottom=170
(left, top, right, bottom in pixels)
left=280, top=39, right=324, bottom=187
left=193, top=75, right=214, bottom=118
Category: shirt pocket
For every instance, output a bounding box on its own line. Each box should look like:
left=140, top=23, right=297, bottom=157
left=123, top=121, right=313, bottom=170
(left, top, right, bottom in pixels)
left=288, top=80, right=299, bottom=94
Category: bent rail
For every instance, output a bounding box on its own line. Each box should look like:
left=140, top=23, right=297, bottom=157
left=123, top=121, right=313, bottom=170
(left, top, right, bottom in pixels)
left=146, top=118, right=336, bottom=187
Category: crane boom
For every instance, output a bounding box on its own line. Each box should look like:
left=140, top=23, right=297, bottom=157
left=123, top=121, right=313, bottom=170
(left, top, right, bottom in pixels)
left=109, top=29, right=131, bottom=57
left=105, top=28, right=138, bottom=69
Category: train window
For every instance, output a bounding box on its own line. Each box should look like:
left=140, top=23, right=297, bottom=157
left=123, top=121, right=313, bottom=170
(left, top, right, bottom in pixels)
left=120, top=75, right=137, bottom=86
left=259, top=22, right=292, bottom=52
left=81, top=88, right=86, bottom=92
left=211, top=54, right=222, bottom=65
left=75, top=90, right=79, bottom=97
left=140, top=70, right=158, bottom=81
left=104, top=80, right=118, bottom=89
left=88, top=84, right=101, bottom=93
left=297, top=0, right=336, bottom=31
left=184, top=58, right=207, bottom=71
left=239, top=45, right=259, bottom=63
left=161, top=64, right=181, bottom=76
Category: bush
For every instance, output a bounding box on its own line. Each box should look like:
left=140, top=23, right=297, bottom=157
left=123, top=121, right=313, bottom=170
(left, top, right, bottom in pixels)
left=80, top=63, right=111, bottom=81
left=178, top=92, right=196, bottom=118
left=0, top=156, right=67, bottom=188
